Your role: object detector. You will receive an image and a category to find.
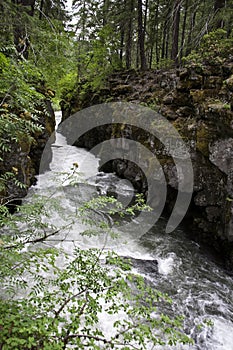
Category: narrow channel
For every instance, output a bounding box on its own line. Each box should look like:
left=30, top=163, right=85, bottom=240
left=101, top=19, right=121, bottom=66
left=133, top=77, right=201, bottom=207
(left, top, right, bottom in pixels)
left=27, top=112, right=233, bottom=350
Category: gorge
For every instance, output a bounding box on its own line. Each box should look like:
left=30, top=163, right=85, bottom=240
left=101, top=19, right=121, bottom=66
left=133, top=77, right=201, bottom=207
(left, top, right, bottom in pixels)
left=60, top=61, right=233, bottom=271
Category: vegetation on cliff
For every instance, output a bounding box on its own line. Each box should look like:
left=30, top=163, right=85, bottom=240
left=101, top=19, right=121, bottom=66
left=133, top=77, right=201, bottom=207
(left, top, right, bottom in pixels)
left=0, top=53, right=52, bottom=199
left=0, top=0, right=73, bottom=201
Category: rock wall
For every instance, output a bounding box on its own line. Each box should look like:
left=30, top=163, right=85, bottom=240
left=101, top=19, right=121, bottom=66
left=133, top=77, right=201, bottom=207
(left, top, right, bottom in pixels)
left=61, top=61, right=233, bottom=269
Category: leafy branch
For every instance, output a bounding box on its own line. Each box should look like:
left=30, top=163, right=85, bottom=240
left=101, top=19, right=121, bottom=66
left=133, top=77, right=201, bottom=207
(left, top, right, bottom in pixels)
left=0, top=172, right=196, bottom=349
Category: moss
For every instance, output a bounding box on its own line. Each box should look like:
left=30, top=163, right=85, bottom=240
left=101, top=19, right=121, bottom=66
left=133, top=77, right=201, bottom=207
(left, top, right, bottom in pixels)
left=190, top=89, right=206, bottom=103
left=225, top=75, right=233, bottom=91
left=17, top=133, right=32, bottom=153
left=207, top=102, right=230, bottom=112
left=141, top=97, right=160, bottom=112
left=223, top=103, right=231, bottom=110
left=112, top=85, right=134, bottom=94
left=196, top=123, right=212, bottom=157
left=22, top=156, right=34, bottom=187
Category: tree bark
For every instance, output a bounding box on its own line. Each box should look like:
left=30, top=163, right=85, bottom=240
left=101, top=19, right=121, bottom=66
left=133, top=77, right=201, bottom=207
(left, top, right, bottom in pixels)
left=186, top=5, right=197, bottom=56
left=214, top=0, right=225, bottom=28
left=171, top=0, right=181, bottom=66
left=125, top=0, right=135, bottom=69
left=148, top=0, right=159, bottom=68
left=155, top=0, right=160, bottom=66
left=119, top=28, right=124, bottom=65
left=103, top=0, right=110, bottom=26
left=39, top=0, right=44, bottom=19
left=180, top=0, right=188, bottom=62
left=161, top=3, right=172, bottom=60
left=137, top=0, right=147, bottom=70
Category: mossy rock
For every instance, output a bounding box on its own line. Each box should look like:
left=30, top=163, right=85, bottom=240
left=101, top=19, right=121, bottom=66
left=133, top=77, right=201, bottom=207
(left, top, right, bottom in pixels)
left=17, top=133, right=32, bottom=153
left=112, top=84, right=134, bottom=95
left=203, top=76, right=222, bottom=89
left=177, top=74, right=203, bottom=90
left=225, top=75, right=233, bottom=92
left=190, top=89, right=222, bottom=104
left=196, top=123, right=213, bottom=156
left=207, top=102, right=230, bottom=112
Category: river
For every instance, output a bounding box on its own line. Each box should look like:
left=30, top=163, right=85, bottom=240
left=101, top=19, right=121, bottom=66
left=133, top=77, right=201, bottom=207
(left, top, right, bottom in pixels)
left=27, top=112, right=233, bottom=349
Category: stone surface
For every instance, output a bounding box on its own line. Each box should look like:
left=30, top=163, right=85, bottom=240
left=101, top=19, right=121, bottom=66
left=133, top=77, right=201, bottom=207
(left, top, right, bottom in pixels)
left=61, top=60, right=233, bottom=269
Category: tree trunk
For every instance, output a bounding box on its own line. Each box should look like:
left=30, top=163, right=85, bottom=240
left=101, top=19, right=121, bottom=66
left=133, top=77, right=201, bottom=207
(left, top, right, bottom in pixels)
left=148, top=0, right=159, bottom=68
left=155, top=0, right=160, bottom=66
left=143, top=0, right=149, bottom=38
left=171, top=0, right=181, bottom=66
left=103, top=0, right=110, bottom=26
left=180, top=0, right=188, bottom=62
left=125, top=0, right=134, bottom=69
left=214, top=0, right=225, bottom=28
left=119, top=28, right=124, bottom=65
left=161, top=3, right=172, bottom=60
left=39, top=0, right=44, bottom=19
left=186, top=6, right=196, bottom=56
left=138, top=0, right=147, bottom=70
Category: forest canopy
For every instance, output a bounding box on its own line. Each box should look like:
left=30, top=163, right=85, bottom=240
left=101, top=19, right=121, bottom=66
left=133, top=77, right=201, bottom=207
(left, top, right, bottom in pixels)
left=0, top=0, right=232, bottom=98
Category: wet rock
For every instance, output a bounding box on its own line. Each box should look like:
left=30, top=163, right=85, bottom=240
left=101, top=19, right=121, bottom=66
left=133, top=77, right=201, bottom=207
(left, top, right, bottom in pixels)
left=205, top=206, right=221, bottom=222
left=61, top=62, right=233, bottom=269
left=123, top=257, right=159, bottom=276
left=209, top=139, right=233, bottom=175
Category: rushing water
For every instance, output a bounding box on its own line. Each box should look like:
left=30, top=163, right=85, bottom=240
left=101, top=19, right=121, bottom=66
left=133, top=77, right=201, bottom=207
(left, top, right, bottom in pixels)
left=27, top=112, right=233, bottom=349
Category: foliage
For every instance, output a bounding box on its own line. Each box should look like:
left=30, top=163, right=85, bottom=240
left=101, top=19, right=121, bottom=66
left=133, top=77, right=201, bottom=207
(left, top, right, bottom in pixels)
left=0, top=0, right=77, bottom=195
left=0, top=0, right=76, bottom=100
left=183, top=29, right=233, bottom=66
left=0, top=189, right=195, bottom=349
left=69, top=0, right=233, bottom=71
left=156, top=58, right=174, bottom=70
left=57, top=72, right=78, bottom=98
left=0, top=52, right=48, bottom=112
left=0, top=52, right=49, bottom=195
left=28, top=19, right=77, bottom=100
left=199, top=29, right=233, bottom=62
left=74, top=24, right=122, bottom=93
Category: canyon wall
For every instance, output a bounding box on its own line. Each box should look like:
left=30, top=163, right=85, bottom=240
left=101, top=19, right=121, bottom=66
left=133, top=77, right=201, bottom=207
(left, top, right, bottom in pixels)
left=61, top=61, right=233, bottom=269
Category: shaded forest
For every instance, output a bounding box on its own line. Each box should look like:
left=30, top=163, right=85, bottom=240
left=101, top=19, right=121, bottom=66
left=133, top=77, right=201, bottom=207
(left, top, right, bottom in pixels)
left=1, top=1, right=232, bottom=99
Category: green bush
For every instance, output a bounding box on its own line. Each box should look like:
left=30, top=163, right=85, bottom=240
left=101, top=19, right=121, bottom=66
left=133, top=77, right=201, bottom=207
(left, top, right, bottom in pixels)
left=183, top=29, right=233, bottom=66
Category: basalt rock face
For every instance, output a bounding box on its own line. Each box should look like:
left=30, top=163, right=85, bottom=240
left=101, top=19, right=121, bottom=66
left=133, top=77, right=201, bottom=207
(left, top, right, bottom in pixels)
left=61, top=62, right=233, bottom=269
left=0, top=100, right=55, bottom=203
